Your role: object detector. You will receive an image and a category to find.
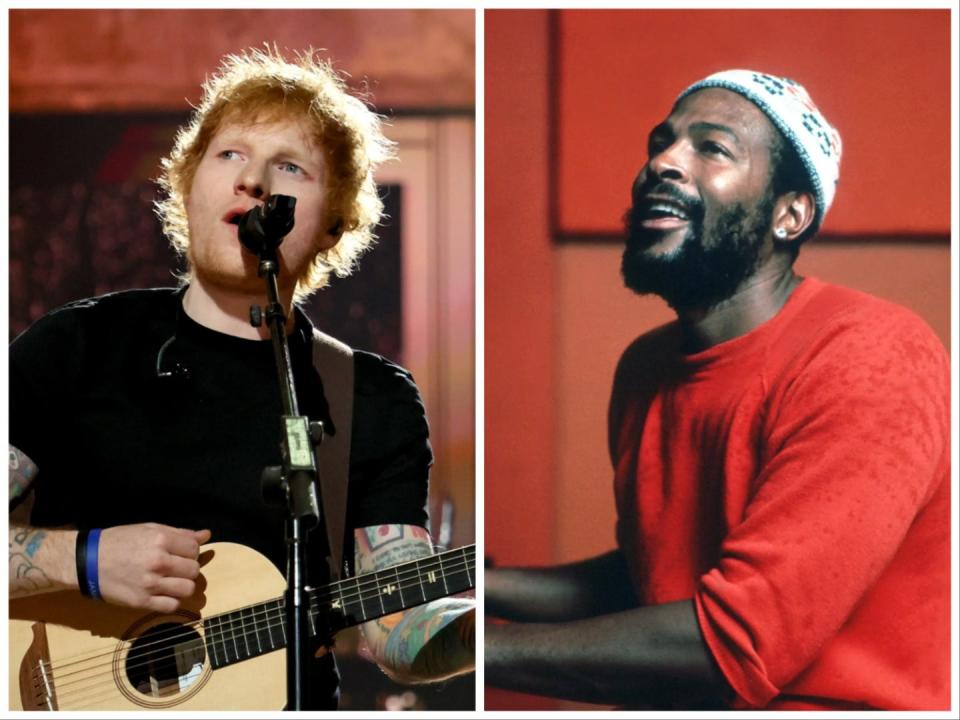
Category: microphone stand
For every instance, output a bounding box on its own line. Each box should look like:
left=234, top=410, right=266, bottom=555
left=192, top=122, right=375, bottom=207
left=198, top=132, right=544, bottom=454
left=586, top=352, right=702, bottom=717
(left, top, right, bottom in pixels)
left=239, top=195, right=324, bottom=710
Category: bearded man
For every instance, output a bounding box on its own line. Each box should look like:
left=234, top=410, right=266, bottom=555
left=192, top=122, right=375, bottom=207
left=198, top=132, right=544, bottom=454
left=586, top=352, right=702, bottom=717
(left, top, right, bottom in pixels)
left=9, top=48, right=474, bottom=711
left=485, top=70, right=949, bottom=711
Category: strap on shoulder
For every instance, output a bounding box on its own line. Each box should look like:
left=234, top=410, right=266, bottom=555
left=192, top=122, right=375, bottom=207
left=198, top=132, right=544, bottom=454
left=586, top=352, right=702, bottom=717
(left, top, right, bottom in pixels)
left=310, top=328, right=354, bottom=580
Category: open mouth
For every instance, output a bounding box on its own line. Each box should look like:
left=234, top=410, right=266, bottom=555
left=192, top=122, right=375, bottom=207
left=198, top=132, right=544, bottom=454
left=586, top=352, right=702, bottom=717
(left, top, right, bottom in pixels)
left=223, top=209, right=248, bottom=226
left=639, top=199, right=691, bottom=223
left=630, top=190, right=703, bottom=232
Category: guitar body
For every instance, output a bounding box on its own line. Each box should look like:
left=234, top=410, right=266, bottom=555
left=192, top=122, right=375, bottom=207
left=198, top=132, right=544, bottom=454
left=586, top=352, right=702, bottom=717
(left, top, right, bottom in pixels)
left=9, top=543, right=287, bottom=711
left=10, top=539, right=475, bottom=711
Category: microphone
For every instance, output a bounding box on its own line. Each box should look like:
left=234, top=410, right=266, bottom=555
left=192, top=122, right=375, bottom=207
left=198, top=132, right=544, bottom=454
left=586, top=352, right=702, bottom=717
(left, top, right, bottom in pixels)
left=238, top=194, right=297, bottom=256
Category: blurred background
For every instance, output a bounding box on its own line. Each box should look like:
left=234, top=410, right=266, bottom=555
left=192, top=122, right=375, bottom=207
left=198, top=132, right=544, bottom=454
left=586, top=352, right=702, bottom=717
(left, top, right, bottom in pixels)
left=485, top=8, right=952, bottom=711
left=8, top=8, right=475, bottom=711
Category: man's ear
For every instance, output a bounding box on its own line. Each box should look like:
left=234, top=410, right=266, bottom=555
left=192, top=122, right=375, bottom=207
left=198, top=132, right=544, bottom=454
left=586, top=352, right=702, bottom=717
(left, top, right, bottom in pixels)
left=317, top=218, right=343, bottom=251
left=772, top=191, right=815, bottom=243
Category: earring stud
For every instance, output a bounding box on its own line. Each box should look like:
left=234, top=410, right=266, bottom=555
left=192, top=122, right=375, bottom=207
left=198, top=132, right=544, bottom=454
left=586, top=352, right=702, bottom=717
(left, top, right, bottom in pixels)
left=774, top=227, right=788, bottom=239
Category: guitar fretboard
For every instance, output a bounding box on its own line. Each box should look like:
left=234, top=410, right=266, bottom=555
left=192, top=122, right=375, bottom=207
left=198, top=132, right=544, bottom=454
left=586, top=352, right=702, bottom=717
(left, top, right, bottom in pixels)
left=202, top=545, right=475, bottom=669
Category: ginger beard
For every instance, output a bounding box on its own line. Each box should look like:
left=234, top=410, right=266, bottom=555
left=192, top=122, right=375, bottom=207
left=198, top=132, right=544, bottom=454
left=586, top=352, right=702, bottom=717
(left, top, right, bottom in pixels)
left=186, top=217, right=264, bottom=295
left=621, top=180, right=775, bottom=311
left=183, top=118, right=333, bottom=297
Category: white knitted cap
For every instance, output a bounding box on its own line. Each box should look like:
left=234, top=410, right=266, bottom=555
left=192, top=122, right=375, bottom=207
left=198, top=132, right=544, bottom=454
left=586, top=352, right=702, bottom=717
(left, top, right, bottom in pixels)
left=677, top=70, right=842, bottom=233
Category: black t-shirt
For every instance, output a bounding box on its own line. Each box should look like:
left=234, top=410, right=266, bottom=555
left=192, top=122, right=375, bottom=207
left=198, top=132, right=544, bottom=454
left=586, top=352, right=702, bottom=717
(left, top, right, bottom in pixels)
left=9, top=287, right=431, bottom=709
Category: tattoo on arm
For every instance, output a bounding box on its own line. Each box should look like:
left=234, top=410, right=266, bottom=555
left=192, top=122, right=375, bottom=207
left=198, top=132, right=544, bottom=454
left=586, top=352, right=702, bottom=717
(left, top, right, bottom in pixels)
left=381, top=599, right=475, bottom=680
left=356, top=525, right=433, bottom=573
left=9, top=446, right=38, bottom=504
left=9, top=527, right=54, bottom=597
left=354, top=525, right=474, bottom=681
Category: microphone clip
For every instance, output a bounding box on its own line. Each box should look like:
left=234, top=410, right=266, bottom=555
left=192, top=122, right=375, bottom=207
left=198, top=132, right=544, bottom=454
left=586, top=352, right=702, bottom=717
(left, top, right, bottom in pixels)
left=155, top=334, right=192, bottom=386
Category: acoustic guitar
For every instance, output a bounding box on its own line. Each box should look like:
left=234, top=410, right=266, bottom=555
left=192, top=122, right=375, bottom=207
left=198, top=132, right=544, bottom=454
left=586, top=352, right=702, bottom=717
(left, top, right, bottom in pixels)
left=9, top=542, right=475, bottom=710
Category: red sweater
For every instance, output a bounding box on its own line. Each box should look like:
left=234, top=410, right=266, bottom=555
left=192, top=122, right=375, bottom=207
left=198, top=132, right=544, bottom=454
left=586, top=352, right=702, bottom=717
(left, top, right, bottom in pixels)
left=609, top=278, right=950, bottom=710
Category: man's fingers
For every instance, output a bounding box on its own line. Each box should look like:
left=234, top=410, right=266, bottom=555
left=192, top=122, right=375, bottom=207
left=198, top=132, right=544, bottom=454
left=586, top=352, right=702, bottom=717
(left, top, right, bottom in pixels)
left=153, top=575, right=197, bottom=600
left=159, top=554, right=200, bottom=581
left=146, top=594, right=181, bottom=614
left=166, top=528, right=206, bottom=558
left=94, top=524, right=210, bottom=612
left=171, top=527, right=211, bottom=548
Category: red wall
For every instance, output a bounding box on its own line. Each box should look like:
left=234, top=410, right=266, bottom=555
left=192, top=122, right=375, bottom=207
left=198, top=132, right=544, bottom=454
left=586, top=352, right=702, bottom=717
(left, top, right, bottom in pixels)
left=484, top=11, right=555, bottom=569
left=557, top=9, right=951, bottom=236
left=484, top=10, right=559, bottom=710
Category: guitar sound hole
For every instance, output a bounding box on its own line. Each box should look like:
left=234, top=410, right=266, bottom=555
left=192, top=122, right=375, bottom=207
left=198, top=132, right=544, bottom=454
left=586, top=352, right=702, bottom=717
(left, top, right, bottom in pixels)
left=125, top=622, right=206, bottom=699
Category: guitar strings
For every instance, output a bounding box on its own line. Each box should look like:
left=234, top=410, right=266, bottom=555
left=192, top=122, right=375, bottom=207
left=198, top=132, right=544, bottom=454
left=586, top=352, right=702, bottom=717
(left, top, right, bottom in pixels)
left=30, top=554, right=476, bottom=707
left=35, top=547, right=475, bottom=682
left=33, top=556, right=476, bottom=707
left=34, top=548, right=476, bottom=686
left=30, top=551, right=475, bottom=694
left=26, top=551, right=475, bottom=707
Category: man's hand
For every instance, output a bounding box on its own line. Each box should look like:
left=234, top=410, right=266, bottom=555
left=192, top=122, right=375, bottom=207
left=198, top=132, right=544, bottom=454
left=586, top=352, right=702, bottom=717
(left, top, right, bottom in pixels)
left=9, top=522, right=211, bottom=607
left=97, top=524, right=212, bottom=613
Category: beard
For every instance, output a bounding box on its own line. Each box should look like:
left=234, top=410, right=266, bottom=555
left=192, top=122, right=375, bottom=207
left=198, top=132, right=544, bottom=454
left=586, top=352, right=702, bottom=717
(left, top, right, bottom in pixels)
left=187, top=224, right=310, bottom=298
left=188, top=240, right=265, bottom=295
left=621, top=185, right=774, bottom=311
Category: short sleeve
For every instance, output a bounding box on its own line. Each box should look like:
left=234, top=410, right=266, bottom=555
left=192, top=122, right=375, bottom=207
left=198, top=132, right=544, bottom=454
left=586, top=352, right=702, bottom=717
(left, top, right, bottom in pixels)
left=9, top=304, right=88, bottom=474
left=347, top=351, right=432, bottom=531
left=694, top=308, right=950, bottom=707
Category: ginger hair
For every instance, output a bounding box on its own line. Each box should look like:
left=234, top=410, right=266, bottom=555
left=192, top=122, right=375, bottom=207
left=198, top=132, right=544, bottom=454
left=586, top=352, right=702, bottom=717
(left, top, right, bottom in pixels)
left=155, top=46, right=394, bottom=301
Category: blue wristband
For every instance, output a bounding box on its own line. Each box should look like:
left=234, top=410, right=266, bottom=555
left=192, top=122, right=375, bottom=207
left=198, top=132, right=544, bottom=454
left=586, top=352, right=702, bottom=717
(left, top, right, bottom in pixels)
left=84, top=528, right=102, bottom=600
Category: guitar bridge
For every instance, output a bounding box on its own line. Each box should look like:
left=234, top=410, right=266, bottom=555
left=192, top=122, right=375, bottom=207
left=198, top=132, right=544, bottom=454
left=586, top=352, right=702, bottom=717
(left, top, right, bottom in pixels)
left=19, top=622, right=58, bottom=710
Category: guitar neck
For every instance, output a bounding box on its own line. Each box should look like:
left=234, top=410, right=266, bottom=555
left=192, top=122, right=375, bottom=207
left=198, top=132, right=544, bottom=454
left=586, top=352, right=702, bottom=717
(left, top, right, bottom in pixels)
left=202, top=545, right=475, bottom=669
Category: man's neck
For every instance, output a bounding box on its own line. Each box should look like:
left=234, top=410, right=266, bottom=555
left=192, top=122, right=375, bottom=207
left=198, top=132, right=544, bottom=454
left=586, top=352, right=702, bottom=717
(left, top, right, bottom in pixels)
left=676, top=267, right=801, bottom=354
left=182, top=276, right=297, bottom=340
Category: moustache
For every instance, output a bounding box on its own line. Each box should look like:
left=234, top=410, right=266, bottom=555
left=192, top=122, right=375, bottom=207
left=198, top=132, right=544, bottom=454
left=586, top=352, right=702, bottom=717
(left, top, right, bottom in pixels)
left=632, top=181, right=704, bottom=220
left=624, top=184, right=705, bottom=247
